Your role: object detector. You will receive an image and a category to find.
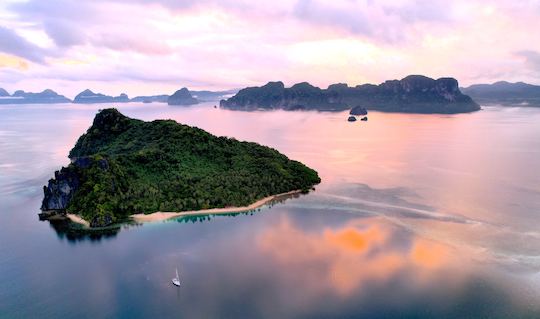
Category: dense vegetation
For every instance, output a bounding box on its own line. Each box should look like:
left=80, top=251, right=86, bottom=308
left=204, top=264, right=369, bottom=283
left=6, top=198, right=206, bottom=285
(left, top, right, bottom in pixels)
left=462, top=81, right=540, bottom=106
left=44, top=109, right=320, bottom=226
left=221, top=75, right=480, bottom=114
left=220, top=81, right=347, bottom=111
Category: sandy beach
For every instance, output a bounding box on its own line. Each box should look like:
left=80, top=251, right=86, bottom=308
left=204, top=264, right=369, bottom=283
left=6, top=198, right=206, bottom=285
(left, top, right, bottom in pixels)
left=66, top=213, right=91, bottom=228
left=130, top=190, right=301, bottom=223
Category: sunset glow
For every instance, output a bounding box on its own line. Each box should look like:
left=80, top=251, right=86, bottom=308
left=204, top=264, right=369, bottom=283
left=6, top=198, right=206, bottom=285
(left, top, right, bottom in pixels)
left=1, top=0, right=540, bottom=97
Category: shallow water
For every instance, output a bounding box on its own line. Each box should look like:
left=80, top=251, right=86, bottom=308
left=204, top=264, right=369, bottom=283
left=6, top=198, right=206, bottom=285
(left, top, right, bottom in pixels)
left=1, top=102, right=540, bottom=318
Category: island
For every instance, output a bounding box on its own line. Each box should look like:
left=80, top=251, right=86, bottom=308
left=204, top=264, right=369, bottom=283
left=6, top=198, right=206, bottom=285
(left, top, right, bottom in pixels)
left=73, top=89, right=130, bottom=104
left=167, top=88, right=199, bottom=105
left=0, top=87, right=238, bottom=105
left=0, top=89, right=71, bottom=104
left=40, top=109, right=320, bottom=228
left=462, top=81, right=540, bottom=106
left=219, top=81, right=346, bottom=111
left=220, top=75, right=480, bottom=114
left=191, top=89, right=238, bottom=101
left=127, top=89, right=238, bottom=104
left=130, top=94, right=169, bottom=103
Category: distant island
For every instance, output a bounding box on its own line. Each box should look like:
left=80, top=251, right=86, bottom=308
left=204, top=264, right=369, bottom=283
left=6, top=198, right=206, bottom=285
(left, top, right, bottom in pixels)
left=130, top=94, right=169, bottom=103
left=0, top=87, right=237, bottom=105
left=129, top=89, right=237, bottom=104
left=220, top=75, right=480, bottom=114
left=167, top=87, right=199, bottom=105
left=0, top=77, right=483, bottom=113
left=191, top=89, right=238, bottom=101
left=40, top=109, right=320, bottom=228
left=462, top=81, right=540, bottom=106
left=220, top=81, right=347, bottom=111
left=0, top=88, right=71, bottom=104
left=68, top=88, right=236, bottom=104
left=73, top=89, right=130, bottom=104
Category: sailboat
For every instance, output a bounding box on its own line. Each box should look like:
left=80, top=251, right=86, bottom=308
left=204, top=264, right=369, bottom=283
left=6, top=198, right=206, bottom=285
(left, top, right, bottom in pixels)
left=172, top=267, right=180, bottom=287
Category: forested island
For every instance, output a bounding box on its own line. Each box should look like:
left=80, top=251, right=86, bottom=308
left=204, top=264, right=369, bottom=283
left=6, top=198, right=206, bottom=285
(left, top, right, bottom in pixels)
left=167, top=87, right=199, bottom=105
left=220, top=75, right=480, bottom=114
left=462, top=81, right=540, bottom=106
left=0, top=88, right=71, bottom=104
left=73, top=89, right=130, bottom=104
left=40, top=109, right=320, bottom=228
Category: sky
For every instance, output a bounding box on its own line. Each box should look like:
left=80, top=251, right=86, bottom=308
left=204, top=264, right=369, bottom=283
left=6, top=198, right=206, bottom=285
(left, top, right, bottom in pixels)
left=1, top=0, right=540, bottom=98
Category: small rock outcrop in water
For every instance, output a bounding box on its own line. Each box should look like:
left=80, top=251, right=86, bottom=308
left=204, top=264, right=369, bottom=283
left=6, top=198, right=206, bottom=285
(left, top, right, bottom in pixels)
left=220, top=75, right=480, bottom=114
left=40, top=108, right=320, bottom=228
left=347, top=116, right=357, bottom=122
left=167, top=88, right=198, bottom=105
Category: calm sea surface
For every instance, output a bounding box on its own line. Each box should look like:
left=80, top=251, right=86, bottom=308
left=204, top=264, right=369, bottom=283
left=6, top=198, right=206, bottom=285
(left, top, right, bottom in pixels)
left=1, top=102, right=540, bottom=318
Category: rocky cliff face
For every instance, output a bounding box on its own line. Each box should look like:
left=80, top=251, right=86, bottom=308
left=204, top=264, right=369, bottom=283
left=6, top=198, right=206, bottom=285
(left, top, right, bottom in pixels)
left=167, top=88, right=198, bottom=105
left=40, top=157, right=114, bottom=227
left=41, top=167, right=81, bottom=211
left=338, top=75, right=479, bottom=113
left=221, top=75, right=480, bottom=114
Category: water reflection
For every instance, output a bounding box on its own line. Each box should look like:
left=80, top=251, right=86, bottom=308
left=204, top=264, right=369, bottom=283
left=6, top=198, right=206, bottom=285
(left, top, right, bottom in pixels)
left=253, top=214, right=538, bottom=318
left=176, top=212, right=256, bottom=224
left=2, top=103, right=540, bottom=317
left=47, top=219, right=122, bottom=242
left=174, top=193, right=303, bottom=224
left=258, top=215, right=456, bottom=296
left=39, top=190, right=302, bottom=240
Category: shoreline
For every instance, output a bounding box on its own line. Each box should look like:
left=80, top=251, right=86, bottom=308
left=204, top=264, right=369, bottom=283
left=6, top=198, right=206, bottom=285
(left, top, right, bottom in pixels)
left=131, top=190, right=302, bottom=223
left=66, top=213, right=91, bottom=228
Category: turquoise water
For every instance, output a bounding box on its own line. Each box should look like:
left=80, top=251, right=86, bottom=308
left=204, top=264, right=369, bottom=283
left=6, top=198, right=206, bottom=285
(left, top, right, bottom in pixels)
left=1, top=103, right=540, bottom=318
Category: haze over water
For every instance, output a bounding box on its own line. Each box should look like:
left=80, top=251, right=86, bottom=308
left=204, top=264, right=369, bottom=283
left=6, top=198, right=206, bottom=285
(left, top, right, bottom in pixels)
left=1, top=102, right=540, bottom=318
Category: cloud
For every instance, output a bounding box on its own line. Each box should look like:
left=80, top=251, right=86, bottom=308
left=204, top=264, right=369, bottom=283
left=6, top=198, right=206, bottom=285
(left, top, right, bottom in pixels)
left=293, top=0, right=374, bottom=37
left=42, top=20, right=86, bottom=47
left=515, top=50, right=540, bottom=75
left=9, top=0, right=171, bottom=54
left=382, top=0, right=453, bottom=23
left=257, top=216, right=459, bottom=297
left=2, top=0, right=540, bottom=93
left=0, top=26, right=50, bottom=63
left=0, top=54, right=29, bottom=70
left=292, top=0, right=456, bottom=43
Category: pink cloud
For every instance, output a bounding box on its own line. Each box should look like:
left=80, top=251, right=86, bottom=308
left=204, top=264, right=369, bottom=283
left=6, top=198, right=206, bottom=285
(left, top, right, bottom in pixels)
left=1, top=0, right=540, bottom=95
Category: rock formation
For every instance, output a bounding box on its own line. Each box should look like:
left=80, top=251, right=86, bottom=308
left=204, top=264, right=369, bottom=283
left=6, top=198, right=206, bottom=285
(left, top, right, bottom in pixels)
left=167, top=88, right=198, bottom=105
left=0, top=89, right=71, bottom=104
left=221, top=75, right=480, bottom=114
left=73, top=89, right=130, bottom=104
